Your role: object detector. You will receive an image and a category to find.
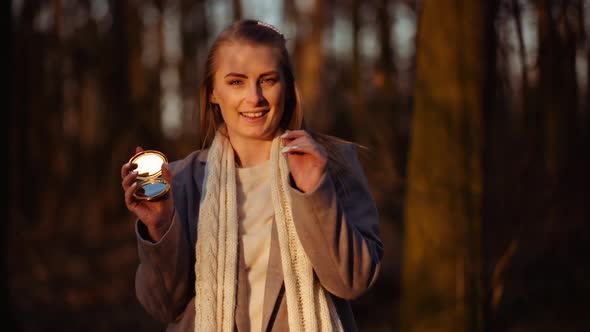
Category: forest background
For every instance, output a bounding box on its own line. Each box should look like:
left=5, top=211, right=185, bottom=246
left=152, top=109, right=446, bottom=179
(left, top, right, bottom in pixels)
left=6, top=0, right=590, bottom=331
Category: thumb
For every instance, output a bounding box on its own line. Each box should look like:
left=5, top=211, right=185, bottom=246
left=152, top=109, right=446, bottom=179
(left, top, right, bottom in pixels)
left=135, top=146, right=144, bottom=154
left=161, top=163, right=172, bottom=182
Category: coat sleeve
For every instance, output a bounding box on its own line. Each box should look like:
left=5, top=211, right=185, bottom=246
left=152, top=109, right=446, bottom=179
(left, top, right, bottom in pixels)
left=289, top=143, right=383, bottom=300
left=134, top=209, right=193, bottom=323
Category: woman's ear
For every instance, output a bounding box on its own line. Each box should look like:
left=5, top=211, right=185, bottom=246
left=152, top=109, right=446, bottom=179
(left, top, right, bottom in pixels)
left=209, top=91, right=218, bottom=104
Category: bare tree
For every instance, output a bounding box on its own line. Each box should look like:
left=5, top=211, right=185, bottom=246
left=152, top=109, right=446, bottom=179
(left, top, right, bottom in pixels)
left=295, top=0, right=326, bottom=129
left=233, top=0, right=242, bottom=21
left=402, top=1, right=490, bottom=331
left=536, top=0, right=579, bottom=179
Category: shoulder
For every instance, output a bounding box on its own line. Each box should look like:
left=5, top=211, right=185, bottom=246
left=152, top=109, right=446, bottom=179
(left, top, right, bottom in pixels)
left=167, top=149, right=208, bottom=175
left=166, top=149, right=209, bottom=209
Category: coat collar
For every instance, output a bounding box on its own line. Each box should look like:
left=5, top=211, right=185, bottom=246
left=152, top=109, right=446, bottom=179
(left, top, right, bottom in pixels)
left=196, top=148, right=208, bottom=163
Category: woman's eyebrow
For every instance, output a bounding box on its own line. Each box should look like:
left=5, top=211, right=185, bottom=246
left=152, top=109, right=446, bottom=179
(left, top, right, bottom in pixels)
left=224, top=71, right=279, bottom=79
left=224, top=72, right=247, bottom=78
left=259, top=70, right=279, bottom=77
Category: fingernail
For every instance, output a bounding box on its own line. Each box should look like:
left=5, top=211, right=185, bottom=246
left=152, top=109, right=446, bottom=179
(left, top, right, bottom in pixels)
left=280, top=130, right=289, bottom=138
left=281, top=145, right=298, bottom=153
left=132, top=170, right=138, bottom=175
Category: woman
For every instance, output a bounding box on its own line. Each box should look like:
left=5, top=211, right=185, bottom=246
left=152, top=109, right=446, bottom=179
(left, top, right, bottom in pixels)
left=120, top=19, right=383, bottom=332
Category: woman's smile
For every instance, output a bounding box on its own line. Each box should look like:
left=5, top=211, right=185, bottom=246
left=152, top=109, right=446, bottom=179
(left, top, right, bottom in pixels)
left=240, top=109, right=270, bottom=120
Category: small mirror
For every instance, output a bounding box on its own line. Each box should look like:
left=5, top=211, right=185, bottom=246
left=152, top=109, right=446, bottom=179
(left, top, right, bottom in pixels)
left=128, top=150, right=170, bottom=201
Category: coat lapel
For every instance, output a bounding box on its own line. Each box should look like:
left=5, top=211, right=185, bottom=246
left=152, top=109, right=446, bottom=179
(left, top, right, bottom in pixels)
left=260, top=219, right=284, bottom=332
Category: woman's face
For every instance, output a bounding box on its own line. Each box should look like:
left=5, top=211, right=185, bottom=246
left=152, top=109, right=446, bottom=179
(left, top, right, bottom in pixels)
left=210, top=42, right=285, bottom=143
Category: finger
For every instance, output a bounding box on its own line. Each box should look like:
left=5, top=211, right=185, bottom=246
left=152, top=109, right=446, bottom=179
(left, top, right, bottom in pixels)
left=121, top=162, right=138, bottom=179
left=284, top=137, right=327, bottom=158
left=123, top=146, right=144, bottom=179
left=282, top=136, right=322, bottom=155
left=281, top=141, right=320, bottom=156
left=124, top=181, right=139, bottom=208
left=283, top=135, right=311, bottom=148
left=280, top=129, right=309, bottom=141
left=122, top=170, right=139, bottom=191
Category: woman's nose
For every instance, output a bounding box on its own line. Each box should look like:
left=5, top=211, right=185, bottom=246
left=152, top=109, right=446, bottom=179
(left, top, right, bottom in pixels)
left=245, top=83, right=264, bottom=104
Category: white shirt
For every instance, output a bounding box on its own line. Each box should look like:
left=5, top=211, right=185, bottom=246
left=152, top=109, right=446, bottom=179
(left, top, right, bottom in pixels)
left=236, top=160, right=273, bottom=332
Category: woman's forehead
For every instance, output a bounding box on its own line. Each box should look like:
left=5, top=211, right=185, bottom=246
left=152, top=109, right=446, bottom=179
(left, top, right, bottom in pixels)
left=214, top=42, right=282, bottom=73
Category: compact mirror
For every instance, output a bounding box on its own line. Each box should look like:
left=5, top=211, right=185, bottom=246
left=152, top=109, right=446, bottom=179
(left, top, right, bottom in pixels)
left=128, top=150, right=170, bottom=201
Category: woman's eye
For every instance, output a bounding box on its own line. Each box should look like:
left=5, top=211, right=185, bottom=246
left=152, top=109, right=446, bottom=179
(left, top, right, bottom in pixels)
left=260, top=77, right=277, bottom=85
left=229, top=80, right=242, bottom=86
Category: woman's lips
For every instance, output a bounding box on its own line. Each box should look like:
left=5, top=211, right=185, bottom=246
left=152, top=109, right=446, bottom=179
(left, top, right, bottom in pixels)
left=239, top=110, right=269, bottom=119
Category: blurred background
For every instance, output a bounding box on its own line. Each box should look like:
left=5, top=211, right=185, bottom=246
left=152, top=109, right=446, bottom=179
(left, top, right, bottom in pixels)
left=6, top=0, right=590, bottom=331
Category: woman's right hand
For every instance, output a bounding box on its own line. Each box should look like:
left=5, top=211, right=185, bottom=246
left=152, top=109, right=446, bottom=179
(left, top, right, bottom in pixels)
left=121, top=146, right=174, bottom=242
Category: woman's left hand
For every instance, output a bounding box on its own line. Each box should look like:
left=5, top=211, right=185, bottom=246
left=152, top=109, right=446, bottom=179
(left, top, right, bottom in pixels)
left=281, top=130, right=328, bottom=193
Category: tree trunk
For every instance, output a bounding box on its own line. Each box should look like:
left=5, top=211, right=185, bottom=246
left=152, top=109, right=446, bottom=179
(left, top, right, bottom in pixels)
left=587, top=7, right=590, bottom=147
left=179, top=0, right=208, bottom=149
left=232, top=0, right=242, bottom=21
left=511, top=0, right=529, bottom=126
left=351, top=0, right=364, bottom=138
left=402, top=1, right=487, bottom=331
left=296, top=0, right=325, bottom=129
left=537, top=0, right=579, bottom=180
left=5, top=0, right=17, bottom=328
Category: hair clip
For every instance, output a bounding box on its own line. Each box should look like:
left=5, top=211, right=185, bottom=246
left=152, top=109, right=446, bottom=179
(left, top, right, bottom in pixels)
left=257, top=21, right=283, bottom=37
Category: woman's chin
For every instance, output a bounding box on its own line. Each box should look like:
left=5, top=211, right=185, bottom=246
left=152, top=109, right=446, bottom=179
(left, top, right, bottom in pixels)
left=230, top=129, right=275, bottom=142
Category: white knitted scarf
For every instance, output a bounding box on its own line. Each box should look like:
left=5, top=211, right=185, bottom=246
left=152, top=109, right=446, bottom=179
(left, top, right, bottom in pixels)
left=194, top=131, right=343, bottom=331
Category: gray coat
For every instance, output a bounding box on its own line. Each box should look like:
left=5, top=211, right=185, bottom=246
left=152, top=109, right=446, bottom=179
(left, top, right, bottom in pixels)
left=134, top=142, right=383, bottom=331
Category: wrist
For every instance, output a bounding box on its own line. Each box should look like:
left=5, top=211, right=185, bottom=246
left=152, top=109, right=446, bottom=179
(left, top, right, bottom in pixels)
left=147, top=213, right=173, bottom=242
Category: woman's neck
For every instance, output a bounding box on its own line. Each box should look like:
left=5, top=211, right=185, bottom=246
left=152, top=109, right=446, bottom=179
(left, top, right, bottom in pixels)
left=228, top=136, right=272, bottom=168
